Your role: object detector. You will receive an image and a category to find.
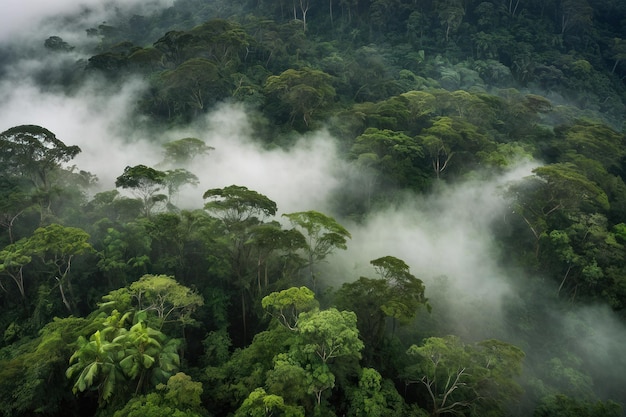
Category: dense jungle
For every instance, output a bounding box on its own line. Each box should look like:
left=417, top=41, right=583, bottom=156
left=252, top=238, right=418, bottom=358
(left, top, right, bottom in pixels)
left=1, top=0, right=626, bottom=416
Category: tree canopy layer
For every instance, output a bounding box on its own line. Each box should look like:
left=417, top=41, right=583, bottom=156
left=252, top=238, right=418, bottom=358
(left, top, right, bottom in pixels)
left=1, top=1, right=626, bottom=416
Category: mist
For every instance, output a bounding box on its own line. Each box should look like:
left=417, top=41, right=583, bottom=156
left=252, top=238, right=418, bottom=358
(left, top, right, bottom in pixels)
left=0, top=0, right=173, bottom=45
left=326, top=164, right=536, bottom=340
left=2, top=1, right=626, bottom=413
left=0, top=51, right=351, bottom=222
left=324, top=163, right=626, bottom=406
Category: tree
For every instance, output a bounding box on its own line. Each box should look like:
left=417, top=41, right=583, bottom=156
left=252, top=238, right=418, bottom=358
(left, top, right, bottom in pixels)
left=96, top=223, right=151, bottom=288
left=247, top=223, right=307, bottom=294
left=0, top=125, right=81, bottom=221
left=559, top=0, right=593, bottom=35
left=370, top=256, right=428, bottom=328
left=609, top=38, right=626, bottom=75
left=509, top=163, right=609, bottom=258
left=66, top=329, right=125, bottom=406
left=404, top=336, right=524, bottom=417
left=293, top=308, right=363, bottom=410
left=334, top=277, right=390, bottom=362
left=163, top=168, right=199, bottom=207
left=434, top=0, right=465, bottom=42
left=114, top=321, right=181, bottom=395
left=235, top=387, right=305, bottom=416
left=266, top=353, right=311, bottom=407
left=282, top=210, right=350, bottom=292
left=0, top=125, right=81, bottom=191
left=262, top=286, right=319, bottom=330
left=0, top=316, right=99, bottom=416
left=0, top=238, right=32, bottom=301
left=44, top=36, right=74, bottom=52
left=99, top=274, right=204, bottom=333
left=158, top=58, right=228, bottom=115
left=161, top=137, right=214, bottom=166
left=350, top=128, right=427, bottom=193
left=335, top=256, right=428, bottom=365
left=0, top=176, right=35, bottom=243
left=264, top=68, right=336, bottom=128
left=113, top=372, right=207, bottom=417
left=187, top=19, right=252, bottom=69
left=534, top=394, right=622, bottom=417
left=297, top=308, right=363, bottom=365
left=25, top=224, right=95, bottom=313
left=416, top=116, right=482, bottom=180
left=204, top=185, right=278, bottom=342
left=204, top=185, right=277, bottom=227
left=67, top=314, right=182, bottom=403
left=153, top=30, right=194, bottom=67
left=115, top=165, right=168, bottom=217
left=347, top=368, right=390, bottom=417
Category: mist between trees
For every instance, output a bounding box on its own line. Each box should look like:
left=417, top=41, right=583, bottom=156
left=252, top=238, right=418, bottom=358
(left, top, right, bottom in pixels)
left=1, top=0, right=626, bottom=416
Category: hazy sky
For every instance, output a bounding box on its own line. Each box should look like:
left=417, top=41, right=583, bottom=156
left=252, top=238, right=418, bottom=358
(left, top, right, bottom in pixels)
left=0, top=0, right=173, bottom=44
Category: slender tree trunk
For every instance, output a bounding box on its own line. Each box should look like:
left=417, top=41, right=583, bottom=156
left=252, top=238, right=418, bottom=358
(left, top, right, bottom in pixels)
left=56, top=277, right=72, bottom=312
left=557, top=265, right=573, bottom=297
left=241, top=289, right=247, bottom=343
left=329, top=0, right=333, bottom=26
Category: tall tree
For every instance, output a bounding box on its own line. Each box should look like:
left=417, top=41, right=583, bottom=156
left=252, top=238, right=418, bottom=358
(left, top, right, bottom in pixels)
left=66, top=330, right=126, bottom=406
left=99, top=274, right=204, bottom=334
left=335, top=256, right=429, bottom=366
left=282, top=210, right=350, bottom=292
left=0, top=125, right=81, bottom=192
left=0, top=125, right=81, bottom=222
left=115, top=165, right=168, bottom=217
left=161, top=137, right=214, bottom=166
left=204, top=185, right=278, bottom=342
left=264, top=68, right=336, bottom=128
left=24, top=224, right=95, bottom=313
left=403, top=336, right=524, bottom=417
left=0, top=238, right=32, bottom=302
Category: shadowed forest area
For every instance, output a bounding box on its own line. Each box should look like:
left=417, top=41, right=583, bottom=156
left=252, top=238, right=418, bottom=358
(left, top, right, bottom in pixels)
left=1, top=0, right=626, bottom=416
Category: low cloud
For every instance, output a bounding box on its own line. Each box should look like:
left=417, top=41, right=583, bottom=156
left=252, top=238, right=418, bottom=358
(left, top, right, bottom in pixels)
left=327, top=163, right=538, bottom=340
left=0, top=0, right=173, bottom=45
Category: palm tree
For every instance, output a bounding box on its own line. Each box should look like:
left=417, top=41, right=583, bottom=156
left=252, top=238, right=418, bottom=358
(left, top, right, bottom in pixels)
left=114, top=321, right=181, bottom=394
left=65, top=330, right=125, bottom=406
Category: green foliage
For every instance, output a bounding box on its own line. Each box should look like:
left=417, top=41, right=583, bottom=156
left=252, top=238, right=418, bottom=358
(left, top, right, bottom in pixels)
left=3, top=2, right=626, bottom=417
left=112, top=373, right=207, bottom=417
left=67, top=312, right=182, bottom=405
left=297, top=308, right=364, bottom=364
left=0, top=316, right=99, bottom=416
left=262, top=286, right=319, bottom=330
left=0, top=125, right=81, bottom=189
left=282, top=210, right=350, bottom=290
left=346, top=368, right=388, bottom=417
left=370, top=256, right=429, bottom=324
left=116, top=165, right=168, bottom=217
left=404, top=335, right=525, bottom=417
left=204, top=185, right=277, bottom=226
left=161, top=137, right=214, bottom=166
left=235, top=387, right=305, bottom=417
left=350, top=128, right=427, bottom=191
left=264, top=68, right=336, bottom=129
left=66, top=329, right=125, bottom=404
left=99, top=274, right=203, bottom=332
left=534, top=394, right=622, bottom=417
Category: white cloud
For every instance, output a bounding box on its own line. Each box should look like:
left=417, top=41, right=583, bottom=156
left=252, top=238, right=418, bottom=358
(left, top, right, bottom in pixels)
left=0, top=0, right=173, bottom=44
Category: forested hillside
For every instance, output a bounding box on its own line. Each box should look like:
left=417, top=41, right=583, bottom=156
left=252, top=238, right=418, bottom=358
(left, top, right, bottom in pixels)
left=0, top=0, right=626, bottom=416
